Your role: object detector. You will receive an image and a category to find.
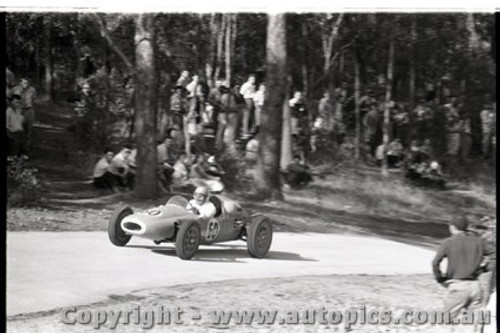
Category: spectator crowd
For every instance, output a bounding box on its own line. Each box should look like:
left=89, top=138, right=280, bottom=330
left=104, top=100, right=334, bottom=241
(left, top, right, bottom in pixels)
left=6, top=67, right=496, bottom=192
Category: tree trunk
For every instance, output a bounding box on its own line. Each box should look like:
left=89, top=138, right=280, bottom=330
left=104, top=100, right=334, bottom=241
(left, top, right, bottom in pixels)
left=256, top=14, right=286, bottom=200
left=224, top=14, right=232, bottom=86
left=206, top=13, right=217, bottom=87
left=230, top=14, right=237, bottom=84
left=408, top=15, right=417, bottom=147
left=354, top=48, right=361, bottom=160
left=301, top=20, right=308, bottom=97
left=214, top=14, right=225, bottom=81
left=43, top=16, right=53, bottom=101
left=280, top=75, right=292, bottom=170
left=381, top=26, right=395, bottom=177
left=134, top=14, right=158, bottom=199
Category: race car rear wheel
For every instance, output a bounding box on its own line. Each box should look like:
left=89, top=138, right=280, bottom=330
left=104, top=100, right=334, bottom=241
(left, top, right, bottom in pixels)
left=247, top=217, right=273, bottom=258
left=175, top=221, right=201, bottom=260
left=108, top=206, right=133, bottom=246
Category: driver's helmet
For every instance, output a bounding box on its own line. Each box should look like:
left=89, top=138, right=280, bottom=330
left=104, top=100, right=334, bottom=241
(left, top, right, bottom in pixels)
left=193, top=186, right=210, bottom=204
left=430, top=161, right=439, bottom=170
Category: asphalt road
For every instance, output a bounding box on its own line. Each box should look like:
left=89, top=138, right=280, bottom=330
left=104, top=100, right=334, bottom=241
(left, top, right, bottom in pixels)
left=7, top=231, right=435, bottom=317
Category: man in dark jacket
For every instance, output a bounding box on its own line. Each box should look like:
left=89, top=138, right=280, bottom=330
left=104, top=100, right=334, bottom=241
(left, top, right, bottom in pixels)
left=432, top=216, right=493, bottom=319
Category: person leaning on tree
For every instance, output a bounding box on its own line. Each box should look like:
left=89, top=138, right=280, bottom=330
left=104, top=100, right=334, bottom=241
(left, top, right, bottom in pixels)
left=432, top=216, right=494, bottom=320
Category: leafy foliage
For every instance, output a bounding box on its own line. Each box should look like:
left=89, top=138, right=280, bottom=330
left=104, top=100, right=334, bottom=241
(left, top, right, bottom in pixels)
left=7, top=157, right=41, bottom=206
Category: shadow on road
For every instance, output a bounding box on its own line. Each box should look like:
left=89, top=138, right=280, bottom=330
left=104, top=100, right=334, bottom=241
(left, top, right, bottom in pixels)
left=126, top=245, right=317, bottom=263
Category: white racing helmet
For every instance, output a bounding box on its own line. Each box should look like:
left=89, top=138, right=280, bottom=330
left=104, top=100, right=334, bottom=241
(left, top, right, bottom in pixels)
left=194, top=186, right=210, bottom=200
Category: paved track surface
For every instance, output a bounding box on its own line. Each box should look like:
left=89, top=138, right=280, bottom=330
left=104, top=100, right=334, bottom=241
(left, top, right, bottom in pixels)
left=7, top=231, right=434, bottom=316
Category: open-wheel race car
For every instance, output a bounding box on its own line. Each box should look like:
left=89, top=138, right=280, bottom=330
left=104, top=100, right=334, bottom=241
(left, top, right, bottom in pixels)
left=108, top=195, right=273, bottom=260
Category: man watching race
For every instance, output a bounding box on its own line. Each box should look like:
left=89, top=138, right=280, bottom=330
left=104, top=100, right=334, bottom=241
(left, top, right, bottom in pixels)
left=186, top=186, right=217, bottom=220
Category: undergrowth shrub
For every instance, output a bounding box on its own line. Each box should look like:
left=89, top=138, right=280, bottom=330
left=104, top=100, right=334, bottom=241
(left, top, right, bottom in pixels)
left=7, top=156, right=41, bottom=206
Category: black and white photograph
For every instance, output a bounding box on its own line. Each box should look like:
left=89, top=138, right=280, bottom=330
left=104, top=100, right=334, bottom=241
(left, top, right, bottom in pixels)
left=5, top=3, right=497, bottom=332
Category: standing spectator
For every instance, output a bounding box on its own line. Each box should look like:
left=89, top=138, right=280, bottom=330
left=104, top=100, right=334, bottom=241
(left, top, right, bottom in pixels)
left=5, top=67, right=15, bottom=99
left=176, top=70, right=191, bottom=88
left=239, top=74, right=256, bottom=136
left=334, top=81, right=348, bottom=123
left=289, top=91, right=308, bottom=137
left=359, top=89, right=375, bottom=117
left=212, top=84, right=231, bottom=149
left=363, top=102, right=380, bottom=156
left=12, top=78, right=36, bottom=150
left=392, top=105, right=409, bottom=144
left=432, top=216, right=493, bottom=320
left=445, top=97, right=463, bottom=156
left=186, top=74, right=199, bottom=99
left=189, top=81, right=209, bottom=154
left=253, top=83, right=265, bottom=129
left=6, top=94, right=26, bottom=157
left=480, top=103, right=495, bottom=159
left=232, top=84, right=246, bottom=141
left=108, top=145, right=134, bottom=190
left=170, top=85, right=188, bottom=130
left=207, top=80, right=226, bottom=144
left=92, top=148, right=116, bottom=191
left=460, top=111, right=472, bottom=159
left=318, top=91, right=335, bottom=133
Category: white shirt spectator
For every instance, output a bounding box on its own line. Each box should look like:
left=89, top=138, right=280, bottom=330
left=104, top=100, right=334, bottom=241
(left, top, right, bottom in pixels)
left=108, top=151, right=131, bottom=176
left=239, top=81, right=255, bottom=99
left=253, top=88, right=265, bottom=106
left=93, top=157, right=110, bottom=178
left=186, top=77, right=198, bottom=98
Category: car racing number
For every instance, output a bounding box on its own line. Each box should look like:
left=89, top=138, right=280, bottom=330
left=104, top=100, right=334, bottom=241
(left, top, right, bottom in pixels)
left=142, top=208, right=162, bottom=217
left=205, top=218, right=220, bottom=241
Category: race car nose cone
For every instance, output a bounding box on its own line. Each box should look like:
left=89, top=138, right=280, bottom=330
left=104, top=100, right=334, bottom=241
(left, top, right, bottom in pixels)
left=123, top=222, right=142, bottom=231
left=121, top=217, right=146, bottom=235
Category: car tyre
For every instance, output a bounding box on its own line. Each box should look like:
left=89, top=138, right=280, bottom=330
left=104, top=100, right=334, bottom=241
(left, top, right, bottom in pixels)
left=247, top=217, right=273, bottom=258
left=175, top=220, right=201, bottom=260
left=108, top=206, right=133, bottom=246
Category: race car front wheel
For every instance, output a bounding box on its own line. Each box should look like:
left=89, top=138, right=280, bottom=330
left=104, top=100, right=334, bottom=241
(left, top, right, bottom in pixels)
left=108, top=206, right=133, bottom=246
left=247, top=217, right=273, bottom=258
left=175, top=221, right=201, bottom=260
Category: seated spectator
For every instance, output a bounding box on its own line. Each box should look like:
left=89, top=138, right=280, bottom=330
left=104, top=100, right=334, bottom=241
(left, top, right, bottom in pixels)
left=92, top=148, right=117, bottom=191
left=108, top=145, right=135, bottom=190
left=419, top=138, right=434, bottom=160
left=245, top=134, right=259, bottom=162
left=283, top=155, right=313, bottom=189
left=206, top=155, right=225, bottom=178
left=172, top=153, right=190, bottom=186
left=189, top=154, right=224, bottom=193
left=386, top=138, right=404, bottom=168
left=157, top=137, right=176, bottom=192
left=6, top=94, right=26, bottom=157
left=408, top=140, right=429, bottom=164
left=375, top=143, right=386, bottom=166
